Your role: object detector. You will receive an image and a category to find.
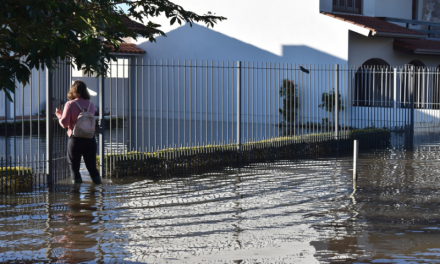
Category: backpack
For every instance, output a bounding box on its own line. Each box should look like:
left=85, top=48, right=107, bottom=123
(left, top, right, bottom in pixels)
left=72, top=101, right=95, bottom=139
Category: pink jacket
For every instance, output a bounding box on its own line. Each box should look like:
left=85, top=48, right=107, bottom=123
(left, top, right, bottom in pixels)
left=57, top=98, right=95, bottom=137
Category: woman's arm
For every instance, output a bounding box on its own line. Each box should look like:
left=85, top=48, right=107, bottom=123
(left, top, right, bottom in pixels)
left=57, top=103, right=71, bottom=128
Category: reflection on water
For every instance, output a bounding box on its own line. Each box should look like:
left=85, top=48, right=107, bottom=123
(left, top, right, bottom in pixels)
left=2, top=131, right=440, bottom=262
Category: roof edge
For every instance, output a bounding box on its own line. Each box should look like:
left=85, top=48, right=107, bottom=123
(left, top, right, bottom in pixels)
left=110, top=52, right=145, bottom=56
left=322, top=11, right=428, bottom=39
left=321, top=12, right=375, bottom=32
left=372, top=31, right=427, bottom=39
left=414, top=48, right=440, bottom=55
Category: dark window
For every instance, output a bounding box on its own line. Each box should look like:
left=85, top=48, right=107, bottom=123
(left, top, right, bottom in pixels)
left=333, top=0, right=362, bottom=14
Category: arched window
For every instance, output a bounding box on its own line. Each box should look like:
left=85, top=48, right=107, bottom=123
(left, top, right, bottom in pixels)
left=354, top=59, right=393, bottom=107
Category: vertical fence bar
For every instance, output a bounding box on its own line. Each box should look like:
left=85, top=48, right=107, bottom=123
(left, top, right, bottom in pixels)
left=46, top=67, right=53, bottom=183
left=410, top=66, right=415, bottom=149
left=30, top=71, right=33, bottom=165
left=166, top=59, right=169, bottom=148
left=335, top=64, right=339, bottom=149
left=172, top=60, right=174, bottom=149
left=160, top=59, right=163, bottom=150
left=4, top=77, right=8, bottom=162
left=99, top=74, right=105, bottom=176
left=227, top=61, right=229, bottom=144
left=110, top=60, right=113, bottom=155
left=237, top=61, right=242, bottom=165
left=189, top=60, right=191, bottom=147
left=116, top=59, right=119, bottom=154
left=177, top=60, right=180, bottom=148
left=136, top=57, right=138, bottom=149
left=122, top=59, right=125, bottom=153
left=211, top=61, right=214, bottom=145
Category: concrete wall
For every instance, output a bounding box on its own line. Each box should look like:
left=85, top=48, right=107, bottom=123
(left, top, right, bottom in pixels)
left=348, top=31, right=440, bottom=67
left=372, top=0, right=413, bottom=18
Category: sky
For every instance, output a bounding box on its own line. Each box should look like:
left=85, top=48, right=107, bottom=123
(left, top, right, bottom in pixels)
left=118, top=3, right=130, bottom=14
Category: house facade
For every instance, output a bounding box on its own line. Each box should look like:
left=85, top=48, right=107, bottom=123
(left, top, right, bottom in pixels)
left=0, top=26, right=146, bottom=121
left=133, top=0, right=440, bottom=68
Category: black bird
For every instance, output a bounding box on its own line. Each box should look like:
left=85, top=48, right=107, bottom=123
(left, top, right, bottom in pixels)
left=300, top=66, right=310, bottom=74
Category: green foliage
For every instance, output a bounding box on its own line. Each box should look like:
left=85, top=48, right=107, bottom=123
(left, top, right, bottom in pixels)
left=0, top=0, right=226, bottom=100
left=279, top=79, right=299, bottom=124
left=319, top=88, right=345, bottom=113
left=1, top=167, right=33, bottom=193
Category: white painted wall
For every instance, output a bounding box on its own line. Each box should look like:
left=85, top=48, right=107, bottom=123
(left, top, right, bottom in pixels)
left=374, top=0, right=412, bottom=19
left=0, top=92, right=4, bottom=117
left=133, top=0, right=369, bottom=65
left=2, top=68, right=47, bottom=119
left=348, top=31, right=440, bottom=67
left=72, top=59, right=129, bottom=79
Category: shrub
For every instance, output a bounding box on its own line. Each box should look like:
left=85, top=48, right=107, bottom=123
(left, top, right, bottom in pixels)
left=0, top=167, right=33, bottom=193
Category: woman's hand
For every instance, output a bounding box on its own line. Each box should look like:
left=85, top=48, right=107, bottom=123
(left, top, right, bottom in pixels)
left=55, top=108, right=62, bottom=119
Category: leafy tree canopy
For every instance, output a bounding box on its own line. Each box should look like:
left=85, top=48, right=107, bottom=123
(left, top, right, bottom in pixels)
left=0, top=0, right=226, bottom=100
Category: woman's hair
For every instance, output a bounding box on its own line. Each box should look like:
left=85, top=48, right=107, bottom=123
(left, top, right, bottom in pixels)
left=68, top=80, right=91, bottom=100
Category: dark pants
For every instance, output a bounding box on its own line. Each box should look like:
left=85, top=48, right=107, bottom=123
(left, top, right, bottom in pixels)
left=67, top=136, right=101, bottom=184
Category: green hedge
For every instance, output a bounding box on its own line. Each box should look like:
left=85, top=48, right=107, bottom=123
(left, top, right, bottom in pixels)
left=97, top=128, right=391, bottom=177
left=0, top=167, right=33, bottom=193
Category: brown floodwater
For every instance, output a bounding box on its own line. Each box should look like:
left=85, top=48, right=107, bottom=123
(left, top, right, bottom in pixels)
left=1, top=133, right=440, bottom=263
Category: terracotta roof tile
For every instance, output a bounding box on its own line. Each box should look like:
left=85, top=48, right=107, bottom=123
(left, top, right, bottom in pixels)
left=122, top=17, right=149, bottom=34
left=322, top=12, right=426, bottom=36
left=107, top=43, right=146, bottom=55
left=394, top=38, right=440, bottom=54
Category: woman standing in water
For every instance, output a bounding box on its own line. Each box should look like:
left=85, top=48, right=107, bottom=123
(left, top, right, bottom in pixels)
left=55, top=80, right=102, bottom=184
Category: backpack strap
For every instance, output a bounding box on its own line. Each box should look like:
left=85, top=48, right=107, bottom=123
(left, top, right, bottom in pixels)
left=86, top=101, right=91, bottom=113
left=74, top=101, right=84, bottom=113
left=74, top=100, right=91, bottom=113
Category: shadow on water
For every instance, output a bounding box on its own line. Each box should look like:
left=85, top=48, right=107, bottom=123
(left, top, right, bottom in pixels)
left=2, top=129, right=440, bottom=262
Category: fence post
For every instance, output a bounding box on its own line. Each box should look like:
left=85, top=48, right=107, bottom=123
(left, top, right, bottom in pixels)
left=394, top=67, right=397, bottom=110
left=46, top=67, right=53, bottom=184
left=130, top=57, right=136, bottom=151
left=335, top=64, right=339, bottom=150
left=99, top=75, right=105, bottom=177
left=237, top=61, right=242, bottom=166
left=353, top=140, right=358, bottom=185
left=4, top=86, right=7, bottom=159
left=409, top=65, right=415, bottom=150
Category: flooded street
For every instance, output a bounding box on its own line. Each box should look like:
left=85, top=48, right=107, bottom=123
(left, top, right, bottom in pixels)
left=2, top=133, right=440, bottom=263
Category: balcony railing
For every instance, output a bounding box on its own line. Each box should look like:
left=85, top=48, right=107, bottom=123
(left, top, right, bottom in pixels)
left=377, top=17, right=440, bottom=38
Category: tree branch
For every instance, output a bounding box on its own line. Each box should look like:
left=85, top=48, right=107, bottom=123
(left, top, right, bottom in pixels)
left=0, top=54, right=25, bottom=60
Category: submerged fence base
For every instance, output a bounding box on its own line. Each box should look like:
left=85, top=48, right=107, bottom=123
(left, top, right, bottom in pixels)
left=98, top=128, right=391, bottom=178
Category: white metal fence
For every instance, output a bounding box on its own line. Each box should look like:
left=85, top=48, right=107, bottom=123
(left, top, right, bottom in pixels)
left=1, top=59, right=437, bottom=191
